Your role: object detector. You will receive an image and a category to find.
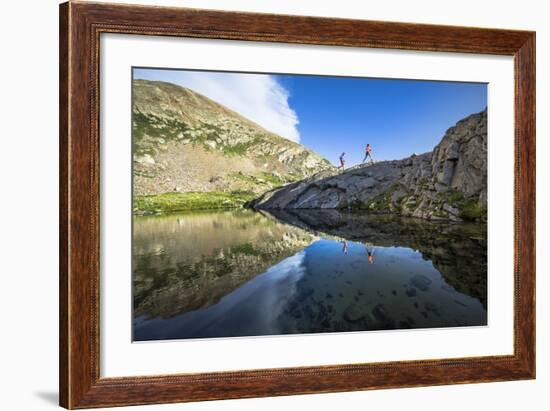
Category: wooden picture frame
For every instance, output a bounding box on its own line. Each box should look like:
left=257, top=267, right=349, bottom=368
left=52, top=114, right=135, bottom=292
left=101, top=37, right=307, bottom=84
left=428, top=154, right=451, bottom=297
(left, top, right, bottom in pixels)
left=59, top=1, right=535, bottom=408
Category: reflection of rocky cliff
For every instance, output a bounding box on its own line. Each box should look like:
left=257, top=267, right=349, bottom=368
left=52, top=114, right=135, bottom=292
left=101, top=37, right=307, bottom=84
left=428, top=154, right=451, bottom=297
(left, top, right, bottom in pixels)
left=133, top=211, right=315, bottom=319
left=254, top=110, right=487, bottom=222
left=266, top=209, right=487, bottom=308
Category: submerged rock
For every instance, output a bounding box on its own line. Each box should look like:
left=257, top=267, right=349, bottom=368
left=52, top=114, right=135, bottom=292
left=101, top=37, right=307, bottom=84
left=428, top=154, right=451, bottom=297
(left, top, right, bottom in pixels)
left=411, top=274, right=432, bottom=291
left=405, top=287, right=417, bottom=297
left=372, top=304, right=395, bottom=328
left=343, top=304, right=365, bottom=322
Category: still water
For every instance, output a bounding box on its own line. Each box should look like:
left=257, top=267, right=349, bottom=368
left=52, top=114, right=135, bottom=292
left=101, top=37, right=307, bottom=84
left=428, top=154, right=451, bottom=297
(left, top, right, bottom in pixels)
left=133, top=209, right=487, bottom=341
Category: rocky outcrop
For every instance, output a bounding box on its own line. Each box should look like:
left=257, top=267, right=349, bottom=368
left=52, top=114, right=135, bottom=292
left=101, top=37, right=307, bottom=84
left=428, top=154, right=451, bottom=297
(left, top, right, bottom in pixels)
left=133, top=80, right=334, bottom=196
left=431, top=109, right=487, bottom=201
left=254, top=110, right=487, bottom=222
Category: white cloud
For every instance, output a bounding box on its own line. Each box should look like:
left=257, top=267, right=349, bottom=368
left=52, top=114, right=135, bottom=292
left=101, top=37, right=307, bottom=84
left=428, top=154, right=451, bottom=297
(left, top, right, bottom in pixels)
left=135, top=69, right=301, bottom=142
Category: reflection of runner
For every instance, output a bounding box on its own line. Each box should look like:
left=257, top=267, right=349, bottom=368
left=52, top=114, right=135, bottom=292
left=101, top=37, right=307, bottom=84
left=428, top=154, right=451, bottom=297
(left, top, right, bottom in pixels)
left=338, top=152, right=346, bottom=171
left=341, top=240, right=348, bottom=255
left=366, top=245, right=375, bottom=264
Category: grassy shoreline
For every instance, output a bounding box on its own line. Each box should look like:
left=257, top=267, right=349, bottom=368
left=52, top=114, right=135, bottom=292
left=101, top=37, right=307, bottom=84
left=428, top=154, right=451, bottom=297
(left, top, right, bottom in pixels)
left=133, top=191, right=256, bottom=215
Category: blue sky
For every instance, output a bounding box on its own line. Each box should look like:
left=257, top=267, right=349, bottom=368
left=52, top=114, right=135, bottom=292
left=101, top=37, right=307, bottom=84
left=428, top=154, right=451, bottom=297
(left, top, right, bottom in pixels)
left=134, top=68, right=487, bottom=167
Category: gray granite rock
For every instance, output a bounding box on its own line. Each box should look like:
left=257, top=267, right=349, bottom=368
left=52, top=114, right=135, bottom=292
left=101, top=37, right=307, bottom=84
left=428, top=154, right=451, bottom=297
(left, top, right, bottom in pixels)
left=253, top=110, right=487, bottom=222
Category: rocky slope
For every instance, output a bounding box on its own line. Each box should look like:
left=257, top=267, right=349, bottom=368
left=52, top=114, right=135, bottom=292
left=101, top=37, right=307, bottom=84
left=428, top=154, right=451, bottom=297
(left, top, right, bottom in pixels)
left=133, top=80, right=334, bottom=196
left=254, top=109, right=487, bottom=222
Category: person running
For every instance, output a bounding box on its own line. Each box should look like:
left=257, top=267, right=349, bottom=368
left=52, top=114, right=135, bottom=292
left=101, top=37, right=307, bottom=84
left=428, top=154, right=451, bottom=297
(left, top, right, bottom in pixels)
left=363, top=143, right=373, bottom=163
left=366, top=245, right=375, bottom=264
left=341, top=240, right=348, bottom=255
left=338, top=152, right=346, bottom=171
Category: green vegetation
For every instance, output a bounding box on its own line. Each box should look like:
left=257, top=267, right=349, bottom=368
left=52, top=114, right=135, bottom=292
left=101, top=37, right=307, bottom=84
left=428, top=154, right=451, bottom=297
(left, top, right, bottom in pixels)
left=436, top=189, right=487, bottom=222
left=230, top=171, right=289, bottom=188
left=459, top=198, right=487, bottom=221
left=436, top=189, right=464, bottom=205
left=133, top=169, right=156, bottom=179
left=133, top=110, right=190, bottom=155
left=339, top=199, right=368, bottom=210
left=230, top=242, right=262, bottom=256
left=400, top=195, right=418, bottom=211
left=134, top=110, right=265, bottom=159
left=343, top=185, right=403, bottom=212
left=339, top=186, right=486, bottom=222
left=221, top=142, right=252, bottom=156
left=366, top=189, right=395, bottom=211
left=221, top=136, right=261, bottom=156
left=133, top=191, right=256, bottom=214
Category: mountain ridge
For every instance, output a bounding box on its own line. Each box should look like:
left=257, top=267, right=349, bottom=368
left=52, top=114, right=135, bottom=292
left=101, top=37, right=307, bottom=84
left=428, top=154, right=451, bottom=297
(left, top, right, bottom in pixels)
left=133, top=79, right=334, bottom=198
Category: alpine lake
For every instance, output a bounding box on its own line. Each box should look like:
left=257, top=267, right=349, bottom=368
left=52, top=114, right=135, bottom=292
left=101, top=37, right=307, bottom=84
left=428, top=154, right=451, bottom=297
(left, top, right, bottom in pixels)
left=133, top=209, right=487, bottom=341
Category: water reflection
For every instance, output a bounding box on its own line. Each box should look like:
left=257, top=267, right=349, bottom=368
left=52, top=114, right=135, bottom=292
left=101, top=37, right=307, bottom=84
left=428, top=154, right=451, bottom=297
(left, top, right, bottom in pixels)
left=133, top=209, right=487, bottom=341
left=133, top=210, right=315, bottom=320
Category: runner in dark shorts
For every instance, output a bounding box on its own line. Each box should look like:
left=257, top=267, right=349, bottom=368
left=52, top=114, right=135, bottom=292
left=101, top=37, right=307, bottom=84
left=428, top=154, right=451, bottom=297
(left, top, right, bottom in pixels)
left=338, top=152, right=346, bottom=170
left=363, top=144, right=373, bottom=163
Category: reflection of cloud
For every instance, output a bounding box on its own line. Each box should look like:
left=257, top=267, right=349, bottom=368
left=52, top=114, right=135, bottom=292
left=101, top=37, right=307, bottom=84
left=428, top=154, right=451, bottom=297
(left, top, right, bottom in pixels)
left=251, top=251, right=307, bottom=333
left=137, top=249, right=309, bottom=339
left=232, top=250, right=309, bottom=331
left=134, top=69, right=300, bottom=142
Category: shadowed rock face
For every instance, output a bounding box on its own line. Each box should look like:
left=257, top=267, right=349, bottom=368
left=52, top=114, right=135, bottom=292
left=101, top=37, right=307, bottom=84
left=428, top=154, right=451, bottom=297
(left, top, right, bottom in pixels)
left=265, top=209, right=487, bottom=308
left=253, top=110, right=487, bottom=222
